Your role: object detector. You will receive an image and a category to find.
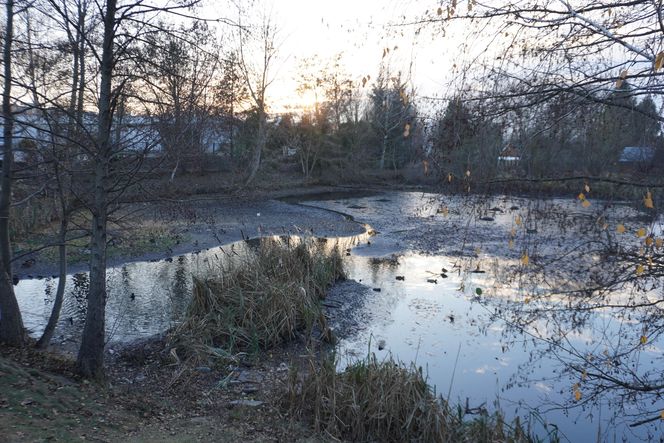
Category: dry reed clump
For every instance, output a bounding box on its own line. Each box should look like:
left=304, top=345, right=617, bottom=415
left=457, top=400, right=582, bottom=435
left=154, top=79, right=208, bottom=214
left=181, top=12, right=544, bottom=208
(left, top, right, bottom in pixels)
left=169, top=237, right=345, bottom=361
left=287, top=353, right=546, bottom=443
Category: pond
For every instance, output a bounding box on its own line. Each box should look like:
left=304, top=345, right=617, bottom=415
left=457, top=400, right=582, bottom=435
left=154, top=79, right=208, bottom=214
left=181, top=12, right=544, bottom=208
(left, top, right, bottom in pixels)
left=15, top=191, right=664, bottom=442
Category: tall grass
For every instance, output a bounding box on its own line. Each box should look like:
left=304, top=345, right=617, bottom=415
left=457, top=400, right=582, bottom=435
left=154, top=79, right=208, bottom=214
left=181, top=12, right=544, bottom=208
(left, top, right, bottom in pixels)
left=287, top=353, right=554, bottom=443
left=169, top=237, right=344, bottom=361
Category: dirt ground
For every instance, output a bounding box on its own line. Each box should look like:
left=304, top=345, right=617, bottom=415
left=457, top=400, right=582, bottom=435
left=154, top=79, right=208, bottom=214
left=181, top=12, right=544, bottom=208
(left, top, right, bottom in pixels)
left=0, top=334, right=330, bottom=442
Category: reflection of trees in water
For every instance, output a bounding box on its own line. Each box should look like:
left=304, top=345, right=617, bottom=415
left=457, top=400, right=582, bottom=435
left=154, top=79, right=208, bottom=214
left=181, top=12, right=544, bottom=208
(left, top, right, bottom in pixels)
left=169, top=256, right=190, bottom=319
left=367, top=256, right=400, bottom=284
left=68, top=273, right=89, bottom=320
left=469, top=199, right=664, bottom=429
left=399, top=192, right=664, bottom=428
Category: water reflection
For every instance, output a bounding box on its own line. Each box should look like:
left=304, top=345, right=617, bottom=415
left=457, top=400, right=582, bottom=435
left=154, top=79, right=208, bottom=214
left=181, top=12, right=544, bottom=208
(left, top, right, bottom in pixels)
left=14, top=191, right=664, bottom=442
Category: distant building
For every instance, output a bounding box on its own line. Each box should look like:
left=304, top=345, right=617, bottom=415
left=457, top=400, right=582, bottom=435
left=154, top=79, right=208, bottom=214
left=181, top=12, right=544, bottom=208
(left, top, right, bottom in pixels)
left=498, top=144, right=520, bottom=171
left=618, top=146, right=656, bottom=172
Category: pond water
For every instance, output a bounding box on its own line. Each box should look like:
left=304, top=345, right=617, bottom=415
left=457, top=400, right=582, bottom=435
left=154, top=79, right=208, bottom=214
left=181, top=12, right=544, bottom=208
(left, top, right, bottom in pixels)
left=15, top=191, right=664, bottom=442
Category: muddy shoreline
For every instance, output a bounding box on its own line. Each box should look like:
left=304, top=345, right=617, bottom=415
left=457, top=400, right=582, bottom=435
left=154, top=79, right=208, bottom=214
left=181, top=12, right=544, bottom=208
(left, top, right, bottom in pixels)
left=15, top=185, right=378, bottom=281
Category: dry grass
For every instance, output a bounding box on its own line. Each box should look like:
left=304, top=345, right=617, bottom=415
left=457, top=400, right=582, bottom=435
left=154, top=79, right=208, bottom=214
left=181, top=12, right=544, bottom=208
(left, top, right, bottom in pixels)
left=287, top=353, right=554, bottom=443
left=169, top=237, right=344, bottom=362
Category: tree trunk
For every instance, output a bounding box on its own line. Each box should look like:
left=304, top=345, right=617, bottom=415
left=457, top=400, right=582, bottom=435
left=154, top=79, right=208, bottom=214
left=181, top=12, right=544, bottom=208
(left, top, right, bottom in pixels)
left=244, top=109, right=266, bottom=186
left=77, top=0, right=115, bottom=380
left=0, top=0, right=25, bottom=347
left=36, top=215, right=67, bottom=348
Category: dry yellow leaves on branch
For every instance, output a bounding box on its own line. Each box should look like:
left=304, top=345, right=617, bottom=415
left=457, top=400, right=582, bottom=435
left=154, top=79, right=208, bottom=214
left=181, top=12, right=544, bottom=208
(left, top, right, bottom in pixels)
left=645, top=237, right=654, bottom=247
left=616, top=224, right=626, bottom=234
left=521, top=253, right=529, bottom=266
left=636, top=228, right=647, bottom=238
left=640, top=335, right=648, bottom=345
left=655, top=52, right=664, bottom=71
left=578, top=192, right=591, bottom=207
left=656, top=238, right=664, bottom=248
left=644, top=191, right=654, bottom=209
left=515, top=215, right=522, bottom=226
left=573, top=384, right=582, bottom=401
left=636, top=264, right=645, bottom=275
left=616, top=69, right=628, bottom=88
left=660, top=410, right=664, bottom=420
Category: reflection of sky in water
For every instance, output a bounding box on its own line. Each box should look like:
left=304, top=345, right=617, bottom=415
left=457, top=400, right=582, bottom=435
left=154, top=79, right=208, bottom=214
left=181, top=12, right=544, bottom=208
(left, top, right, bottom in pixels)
left=14, top=192, right=664, bottom=442
left=337, top=252, right=663, bottom=442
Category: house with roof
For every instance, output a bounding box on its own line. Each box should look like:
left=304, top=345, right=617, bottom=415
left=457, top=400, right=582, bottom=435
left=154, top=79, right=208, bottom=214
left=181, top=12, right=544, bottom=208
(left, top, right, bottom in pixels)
left=617, top=146, right=657, bottom=172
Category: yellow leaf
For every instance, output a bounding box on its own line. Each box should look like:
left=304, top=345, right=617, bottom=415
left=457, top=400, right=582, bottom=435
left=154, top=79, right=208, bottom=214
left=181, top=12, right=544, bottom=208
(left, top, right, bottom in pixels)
left=582, top=369, right=587, bottom=381
left=616, top=224, right=626, bottom=234
left=521, top=253, right=529, bottom=266
left=510, top=228, right=516, bottom=237
left=636, top=264, right=645, bottom=275
left=475, top=247, right=481, bottom=255
left=524, top=297, right=531, bottom=304
left=515, top=216, right=522, bottom=226
left=574, top=389, right=581, bottom=401
left=508, top=239, right=514, bottom=249
left=636, top=228, right=647, bottom=238
left=656, top=238, right=663, bottom=248
left=584, top=184, right=590, bottom=193
left=660, top=410, right=664, bottom=420
left=582, top=200, right=591, bottom=208
left=640, top=335, right=647, bottom=345
left=578, top=192, right=585, bottom=201
left=644, top=191, right=654, bottom=209
left=655, top=52, right=664, bottom=71
left=437, top=7, right=443, bottom=15
left=616, top=69, right=628, bottom=88
left=646, top=237, right=654, bottom=247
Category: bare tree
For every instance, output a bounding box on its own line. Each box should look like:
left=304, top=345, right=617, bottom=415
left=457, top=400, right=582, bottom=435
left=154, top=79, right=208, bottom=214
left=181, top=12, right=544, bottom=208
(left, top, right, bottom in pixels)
left=236, top=8, right=279, bottom=186
left=0, top=0, right=26, bottom=346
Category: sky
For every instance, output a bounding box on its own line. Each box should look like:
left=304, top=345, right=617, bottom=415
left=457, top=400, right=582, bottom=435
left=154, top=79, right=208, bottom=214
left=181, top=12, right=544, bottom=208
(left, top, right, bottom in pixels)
left=206, top=0, right=472, bottom=114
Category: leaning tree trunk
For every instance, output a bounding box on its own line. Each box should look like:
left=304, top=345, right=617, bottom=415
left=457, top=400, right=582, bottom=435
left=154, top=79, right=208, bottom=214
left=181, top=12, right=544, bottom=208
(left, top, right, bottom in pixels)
left=0, top=0, right=25, bottom=347
left=36, top=206, right=67, bottom=348
left=77, top=0, right=115, bottom=380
